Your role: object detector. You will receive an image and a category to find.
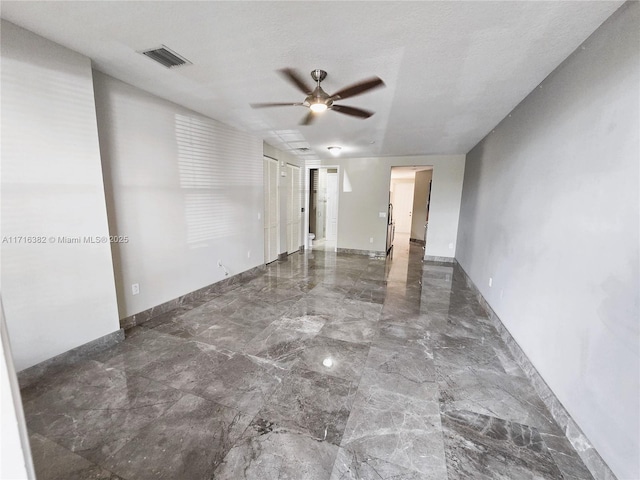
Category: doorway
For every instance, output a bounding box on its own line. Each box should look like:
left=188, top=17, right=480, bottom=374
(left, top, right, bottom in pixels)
left=388, top=166, right=433, bottom=255
left=308, top=167, right=338, bottom=251
left=286, top=163, right=302, bottom=254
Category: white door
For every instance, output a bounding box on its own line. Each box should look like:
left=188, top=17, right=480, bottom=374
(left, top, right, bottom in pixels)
left=325, top=172, right=338, bottom=244
left=264, top=157, right=279, bottom=263
left=393, top=181, right=415, bottom=234
left=316, top=170, right=326, bottom=239
left=287, top=164, right=301, bottom=253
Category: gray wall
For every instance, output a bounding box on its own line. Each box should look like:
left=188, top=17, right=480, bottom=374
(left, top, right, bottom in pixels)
left=1, top=21, right=120, bottom=371
left=456, top=4, right=639, bottom=478
left=94, top=72, right=264, bottom=319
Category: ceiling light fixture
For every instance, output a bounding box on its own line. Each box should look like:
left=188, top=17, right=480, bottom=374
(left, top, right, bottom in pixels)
left=310, top=102, right=328, bottom=113
left=327, top=146, right=342, bottom=156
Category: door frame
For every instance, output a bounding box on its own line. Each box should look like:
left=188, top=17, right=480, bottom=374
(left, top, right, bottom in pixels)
left=304, top=165, right=341, bottom=251
left=286, top=162, right=302, bottom=254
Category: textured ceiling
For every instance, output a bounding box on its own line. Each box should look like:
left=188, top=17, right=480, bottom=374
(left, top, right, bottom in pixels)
left=1, top=1, right=623, bottom=159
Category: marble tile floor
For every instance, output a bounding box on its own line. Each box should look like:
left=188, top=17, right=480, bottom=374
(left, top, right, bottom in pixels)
left=21, top=239, right=594, bottom=480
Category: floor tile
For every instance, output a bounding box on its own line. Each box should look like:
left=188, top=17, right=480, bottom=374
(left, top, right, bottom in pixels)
left=198, top=352, right=285, bottom=416
left=442, top=410, right=564, bottom=479
left=244, top=314, right=327, bottom=368
left=255, top=368, right=358, bottom=445
left=341, top=405, right=447, bottom=478
left=341, top=374, right=447, bottom=478
left=135, top=340, right=231, bottom=392
left=193, top=319, right=267, bottom=351
left=432, top=333, right=507, bottom=376
left=364, top=344, right=436, bottom=384
left=319, top=316, right=378, bottom=344
left=437, top=367, right=561, bottom=434
left=373, top=322, right=430, bottom=352
left=330, top=447, right=424, bottom=480
left=23, top=369, right=184, bottom=464
left=103, top=394, right=251, bottom=480
left=295, top=335, right=370, bottom=382
left=29, top=434, right=122, bottom=480
left=214, top=423, right=338, bottom=480
left=89, top=329, right=187, bottom=373
left=137, top=341, right=281, bottom=416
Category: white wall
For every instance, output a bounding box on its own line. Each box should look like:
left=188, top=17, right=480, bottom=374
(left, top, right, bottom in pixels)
left=94, top=72, right=264, bottom=319
left=456, top=4, right=639, bottom=479
left=0, top=21, right=120, bottom=371
left=313, top=155, right=464, bottom=256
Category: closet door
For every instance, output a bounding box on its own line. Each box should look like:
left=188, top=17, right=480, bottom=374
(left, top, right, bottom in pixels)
left=287, top=164, right=301, bottom=253
left=325, top=171, right=338, bottom=243
left=264, top=157, right=279, bottom=263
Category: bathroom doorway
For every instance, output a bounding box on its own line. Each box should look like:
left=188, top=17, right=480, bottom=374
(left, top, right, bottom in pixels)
left=308, top=167, right=339, bottom=251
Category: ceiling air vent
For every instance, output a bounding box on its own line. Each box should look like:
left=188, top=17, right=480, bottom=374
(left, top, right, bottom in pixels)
left=140, top=45, right=191, bottom=68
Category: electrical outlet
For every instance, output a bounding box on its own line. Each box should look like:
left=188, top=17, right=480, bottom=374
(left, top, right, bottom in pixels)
left=247, top=250, right=251, bottom=259
left=489, top=277, right=493, bottom=287
left=257, top=212, right=261, bottom=220
left=369, top=237, right=374, bottom=243
left=448, top=243, right=454, bottom=249
left=131, top=283, right=140, bottom=295
left=379, top=212, right=386, bottom=218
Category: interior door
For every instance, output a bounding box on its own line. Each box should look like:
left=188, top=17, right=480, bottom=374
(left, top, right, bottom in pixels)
left=325, top=171, right=338, bottom=244
left=287, top=164, right=301, bottom=253
left=393, top=181, right=415, bottom=234
left=263, top=157, right=279, bottom=263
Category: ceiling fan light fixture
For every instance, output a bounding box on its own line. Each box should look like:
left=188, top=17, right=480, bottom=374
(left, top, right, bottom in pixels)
left=327, top=146, right=342, bottom=156
left=310, top=102, right=328, bottom=113
left=250, top=68, right=384, bottom=126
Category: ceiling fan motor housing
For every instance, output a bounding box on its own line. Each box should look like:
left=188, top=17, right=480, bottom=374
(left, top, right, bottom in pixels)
left=311, top=69, right=327, bottom=83
left=306, top=70, right=331, bottom=108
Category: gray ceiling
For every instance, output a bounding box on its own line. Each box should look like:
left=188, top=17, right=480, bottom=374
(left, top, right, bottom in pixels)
left=1, top=1, right=623, bottom=159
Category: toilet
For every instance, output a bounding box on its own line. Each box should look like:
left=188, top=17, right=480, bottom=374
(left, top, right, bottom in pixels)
left=308, top=233, right=315, bottom=248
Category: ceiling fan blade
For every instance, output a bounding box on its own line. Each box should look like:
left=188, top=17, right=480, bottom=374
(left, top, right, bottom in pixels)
left=330, top=77, right=384, bottom=100
left=331, top=105, right=374, bottom=119
left=300, top=111, right=316, bottom=126
left=279, top=68, right=313, bottom=95
left=250, top=102, right=303, bottom=108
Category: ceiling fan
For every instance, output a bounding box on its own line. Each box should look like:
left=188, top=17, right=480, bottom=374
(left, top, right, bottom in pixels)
left=251, top=68, right=385, bottom=125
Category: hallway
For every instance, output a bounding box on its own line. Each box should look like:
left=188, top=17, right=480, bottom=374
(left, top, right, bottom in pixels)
left=21, top=245, right=593, bottom=479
